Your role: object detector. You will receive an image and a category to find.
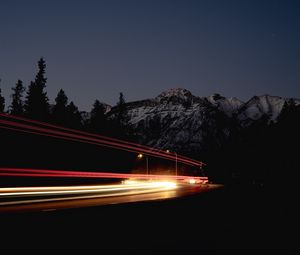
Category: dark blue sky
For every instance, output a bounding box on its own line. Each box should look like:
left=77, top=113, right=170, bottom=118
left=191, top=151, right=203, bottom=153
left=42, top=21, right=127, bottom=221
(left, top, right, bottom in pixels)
left=1, top=0, right=299, bottom=110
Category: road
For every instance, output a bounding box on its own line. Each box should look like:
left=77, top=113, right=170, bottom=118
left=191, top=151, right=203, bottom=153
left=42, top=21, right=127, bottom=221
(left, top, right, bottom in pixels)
left=0, top=180, right=222, bottom=213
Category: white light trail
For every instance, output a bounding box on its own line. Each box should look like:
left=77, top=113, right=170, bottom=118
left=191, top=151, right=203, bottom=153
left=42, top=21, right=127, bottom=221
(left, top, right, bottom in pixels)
left=0, top=181, right=177, bottom=206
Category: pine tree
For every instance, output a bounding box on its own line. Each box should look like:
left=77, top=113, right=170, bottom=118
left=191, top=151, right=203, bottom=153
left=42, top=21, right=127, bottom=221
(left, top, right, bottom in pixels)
left=0, top=86, right=5, bottom=113
left=52, top=89, right=68, bottom=125
left=10, top=79, right=25, bottom=115
left=89, top=99, right=106, bottom=133
left=110, top=92, right=130, bottom=139
left=116, top=92, right=128, bottom=127
left=118, top=92, right=125, bottom=106
left=66, top=101, right=82, bottom=129
left=24, top=58, right=50, bottom=120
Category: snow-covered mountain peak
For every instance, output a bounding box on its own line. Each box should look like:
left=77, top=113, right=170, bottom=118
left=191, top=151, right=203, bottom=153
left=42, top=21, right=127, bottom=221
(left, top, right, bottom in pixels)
left=106, top=88, right=299, bottom=155
left=155, top=88, right=194, bottom=103
left=207, top=93, right=226, bottom=101
left=206, top=93, right=243, bottom=117
left=237, top=94, right=287, bottom=125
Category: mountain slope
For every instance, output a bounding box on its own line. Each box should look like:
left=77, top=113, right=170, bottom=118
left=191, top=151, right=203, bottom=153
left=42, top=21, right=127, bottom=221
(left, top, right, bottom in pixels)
left=107, top=88, right=299, bottom=159
left=237, top=95, right=288, bottom=126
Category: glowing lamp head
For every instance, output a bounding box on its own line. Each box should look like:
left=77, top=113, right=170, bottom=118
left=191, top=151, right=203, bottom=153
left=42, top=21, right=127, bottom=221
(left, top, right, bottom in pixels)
left=137, top=153, right=143, bottom=159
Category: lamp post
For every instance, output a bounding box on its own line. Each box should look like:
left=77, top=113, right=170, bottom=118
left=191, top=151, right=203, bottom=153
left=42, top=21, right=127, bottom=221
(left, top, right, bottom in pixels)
left=175, top=152, right=177, bottom=176
left=146, top=156, right=149, bottom=175
left=137, top=153, right=149, bottom=175
left=199, top=162, right=205, bottom=176
left=166, top=149, right=177, bottom=176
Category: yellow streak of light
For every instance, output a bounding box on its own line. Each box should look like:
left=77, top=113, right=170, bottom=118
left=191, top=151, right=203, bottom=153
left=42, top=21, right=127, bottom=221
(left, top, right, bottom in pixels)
left=0, top=181, right=177, bottom=206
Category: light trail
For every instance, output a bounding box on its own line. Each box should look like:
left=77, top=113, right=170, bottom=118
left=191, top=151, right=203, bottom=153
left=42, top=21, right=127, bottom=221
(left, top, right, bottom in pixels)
left=0, top=182, right=177, bottom=197
left=0, top=167, right=208, bottom=183
left=0, top=182, right=221, bottom=213
left=0, top=113, right=210, bottom=212
left=0, top=181, right=177, bottom=206
left=0, top=113, right=206, bottom=167
left=0, top=124, right=177, bottom=165
left=0, top=119, right=197, bottom=166
left=0, top=113, right=205, bottom=167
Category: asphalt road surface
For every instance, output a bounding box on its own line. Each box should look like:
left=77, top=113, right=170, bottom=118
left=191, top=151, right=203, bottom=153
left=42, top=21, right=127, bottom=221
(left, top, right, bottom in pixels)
left=0, top=182, right=290, bottom=255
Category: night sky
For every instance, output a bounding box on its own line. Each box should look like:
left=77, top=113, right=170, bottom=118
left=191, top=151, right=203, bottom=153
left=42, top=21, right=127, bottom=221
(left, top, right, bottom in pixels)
left=1, top=0, right=299, bottom=110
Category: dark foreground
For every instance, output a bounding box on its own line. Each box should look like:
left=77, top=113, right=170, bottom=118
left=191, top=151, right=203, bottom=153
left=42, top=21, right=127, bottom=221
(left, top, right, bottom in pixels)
left=0, top=184, right=294, bottom=254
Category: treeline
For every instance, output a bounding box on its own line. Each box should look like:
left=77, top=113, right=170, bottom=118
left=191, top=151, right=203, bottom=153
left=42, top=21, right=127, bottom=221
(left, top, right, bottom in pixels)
left=0, top=58, right=131, bottom=139
left=206, top=101, right=300, bottom=186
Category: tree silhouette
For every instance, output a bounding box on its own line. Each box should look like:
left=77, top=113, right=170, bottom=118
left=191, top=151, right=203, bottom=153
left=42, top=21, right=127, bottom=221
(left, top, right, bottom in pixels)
left=10, top=79, right=25, bottom=115
left=116, top=92, right=128, bottom=127
left=52, top=89, right=68, bottom=125
left=109, top=92, right=132, bottom=139
left=24, top=58, right=50, bottom=120
left=66, top=101, right=82, bottom=129
left=0, top=85, right=5, bottom=113
left=89, top=99, right=107, bottom=133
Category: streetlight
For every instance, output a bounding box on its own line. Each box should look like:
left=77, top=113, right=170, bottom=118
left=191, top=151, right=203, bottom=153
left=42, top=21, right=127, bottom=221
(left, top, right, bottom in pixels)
left=137, top=153, right=149, bottom=175
left=199, top=162, right=205, bottom=176
left=166, top=150, right=177, bottom=176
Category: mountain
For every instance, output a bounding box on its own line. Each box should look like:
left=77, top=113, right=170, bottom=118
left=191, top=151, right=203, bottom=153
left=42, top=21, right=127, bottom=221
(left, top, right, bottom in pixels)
left=106, top=88, right=300, bottom=160
left=237, top=95, right=289, bottom=126
left=206, top=93, right=243, bottom=117
left=128, top=90, right=231, bottom=157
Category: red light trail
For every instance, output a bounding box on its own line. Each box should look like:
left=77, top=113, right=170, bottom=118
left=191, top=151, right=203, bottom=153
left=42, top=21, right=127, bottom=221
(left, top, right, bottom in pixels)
left=0, top=112, right=210, bottom=212
left=0, top=113, right=205, bottom=168
left=0, top=113, right=201, bottom=164
left=0, top=167, right=208, bottom=182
